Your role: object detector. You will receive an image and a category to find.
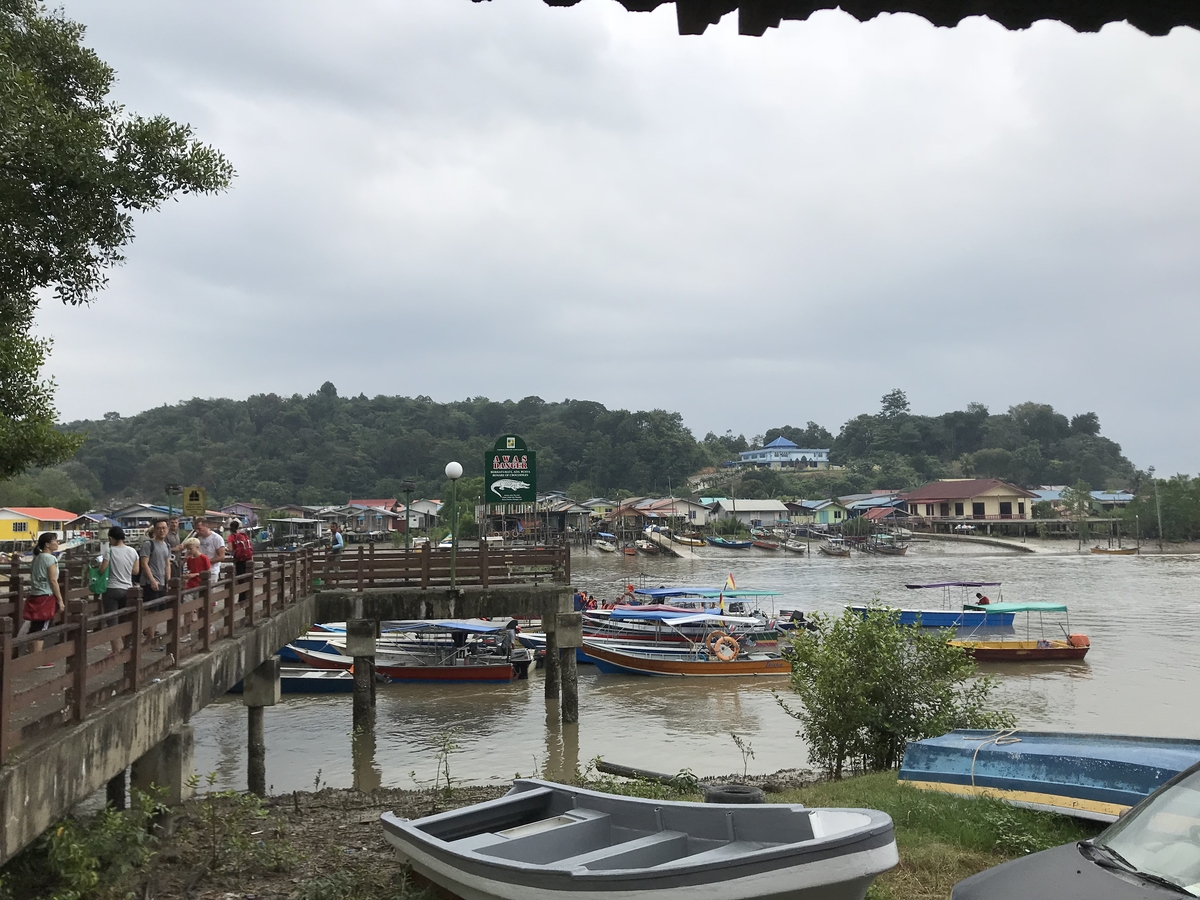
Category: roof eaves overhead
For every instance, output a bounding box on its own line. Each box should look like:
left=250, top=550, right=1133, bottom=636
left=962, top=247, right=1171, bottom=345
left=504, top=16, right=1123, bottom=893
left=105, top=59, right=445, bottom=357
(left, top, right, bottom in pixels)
left=564, top=0, right=1197, bottom=38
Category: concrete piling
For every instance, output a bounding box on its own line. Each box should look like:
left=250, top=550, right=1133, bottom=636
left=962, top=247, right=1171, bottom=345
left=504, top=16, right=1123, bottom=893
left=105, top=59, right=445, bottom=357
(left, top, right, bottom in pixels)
left=106, top=770, right=126, bottom=810
left=131, top=724, right=195, bottom=806
left=346, top=619, right=377, bottom=726
left=242, top=658, right=280, bottom=796
left=544, top=628, right=560, bottom=701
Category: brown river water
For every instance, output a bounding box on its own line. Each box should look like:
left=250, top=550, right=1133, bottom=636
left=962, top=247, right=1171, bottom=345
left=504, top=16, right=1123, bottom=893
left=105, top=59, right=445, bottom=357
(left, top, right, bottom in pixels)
left=192, top=541, right=1200, bottom=793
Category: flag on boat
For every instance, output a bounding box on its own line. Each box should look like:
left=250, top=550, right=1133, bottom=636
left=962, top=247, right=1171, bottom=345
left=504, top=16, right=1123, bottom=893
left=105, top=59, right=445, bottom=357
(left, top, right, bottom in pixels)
left=725, top=573, right=737, bottom=591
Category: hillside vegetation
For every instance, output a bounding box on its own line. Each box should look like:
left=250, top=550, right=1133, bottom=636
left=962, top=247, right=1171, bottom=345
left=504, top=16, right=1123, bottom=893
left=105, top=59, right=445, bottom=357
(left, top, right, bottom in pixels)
left=0, top=386, right=1136, bottom=511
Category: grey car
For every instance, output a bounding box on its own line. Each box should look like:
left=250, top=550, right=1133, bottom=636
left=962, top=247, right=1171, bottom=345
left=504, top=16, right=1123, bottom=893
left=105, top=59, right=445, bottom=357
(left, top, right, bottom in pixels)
left=953, top=761, right=1200, bottom=898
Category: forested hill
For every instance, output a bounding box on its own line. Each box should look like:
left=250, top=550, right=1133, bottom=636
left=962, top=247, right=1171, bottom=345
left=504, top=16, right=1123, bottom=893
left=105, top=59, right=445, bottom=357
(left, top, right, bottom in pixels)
left=0, top=386, right=1138, bottom=511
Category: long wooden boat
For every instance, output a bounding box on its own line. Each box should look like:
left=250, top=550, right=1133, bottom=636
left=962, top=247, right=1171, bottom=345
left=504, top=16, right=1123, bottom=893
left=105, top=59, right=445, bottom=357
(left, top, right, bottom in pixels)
left=634, top=539, right=659, bottom=555
left=782, top=540, right=807, bottom=553
left=381, top=778, right=898, bottom=900
left=752, top=539, right=780, bottom=550
left=1090, top=546, right=1137, bottom=555
left=584, top=641, right=791, bottom=677
left=818, top=539, right=851, bottom=558
left=706, top=536, right=753, bottom=549
left=292, top=646, right=515, bottom=683
left=899, top=730, right=1200, bottom=822
left=950, top=601, right=1089, bottom=661
left=622, top=546, right=638, bottom=556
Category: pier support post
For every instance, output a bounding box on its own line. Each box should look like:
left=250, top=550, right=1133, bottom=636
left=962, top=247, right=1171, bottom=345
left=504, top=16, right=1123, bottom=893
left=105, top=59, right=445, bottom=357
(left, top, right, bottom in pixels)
left=106, top=770, right=126, bottom=811
left=544, top=627, right=560, bottom=701
left=556, top=612, right=582, bottom=725
left=346, top=619, right=377, bottom=727
left=243, top=658, right=280, bottom=796
left=131, top=724, right=195, bottom=805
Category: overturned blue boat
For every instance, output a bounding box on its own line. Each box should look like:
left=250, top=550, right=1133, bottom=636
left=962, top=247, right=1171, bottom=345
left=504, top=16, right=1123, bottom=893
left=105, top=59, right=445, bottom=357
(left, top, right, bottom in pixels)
left=898, top=729, right=1200, bottom=822
left=382, top=778, right=897, bottom=900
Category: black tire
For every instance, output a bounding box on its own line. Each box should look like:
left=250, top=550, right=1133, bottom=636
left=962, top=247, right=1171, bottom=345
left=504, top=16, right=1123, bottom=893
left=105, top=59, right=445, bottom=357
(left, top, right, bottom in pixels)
left=702, top=783, right=766, bottom=804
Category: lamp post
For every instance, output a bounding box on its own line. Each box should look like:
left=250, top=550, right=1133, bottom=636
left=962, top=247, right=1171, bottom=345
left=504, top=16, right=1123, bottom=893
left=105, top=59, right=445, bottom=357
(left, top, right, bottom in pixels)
left=400, top=480, right=416, bottom=551
left=1149, top=466, right=1164, bottom=553
left=445, top=461, right=463, bottom=589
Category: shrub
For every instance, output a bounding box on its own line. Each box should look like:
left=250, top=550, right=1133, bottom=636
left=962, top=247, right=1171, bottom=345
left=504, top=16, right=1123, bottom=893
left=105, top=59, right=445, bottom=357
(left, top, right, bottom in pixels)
left=778, top=607, right=1014, bottom=778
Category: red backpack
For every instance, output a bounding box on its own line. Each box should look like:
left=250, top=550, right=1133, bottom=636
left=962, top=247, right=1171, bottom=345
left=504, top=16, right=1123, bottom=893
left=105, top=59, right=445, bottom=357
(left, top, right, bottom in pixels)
left=230, top=531, right=254, bottom=562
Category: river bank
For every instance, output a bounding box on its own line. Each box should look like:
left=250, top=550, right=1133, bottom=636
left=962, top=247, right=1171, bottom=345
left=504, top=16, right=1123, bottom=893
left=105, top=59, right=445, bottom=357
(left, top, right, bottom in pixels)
left=3, top=769, right=1100, bottom=900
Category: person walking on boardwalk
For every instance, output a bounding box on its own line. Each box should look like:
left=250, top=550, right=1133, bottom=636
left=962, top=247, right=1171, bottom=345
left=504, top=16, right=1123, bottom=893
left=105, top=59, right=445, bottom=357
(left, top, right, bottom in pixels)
left=182, top=537, right=212, bottom=590
left=24, top=532, right=65, bottom=663
left=227, top=520, right=254, bottom=601
left=165, top=516, right=182, bottom=550
left=328, top=522, right=344, bottom=577
left=140, top=519, right=173, bottom=602
left=99, top=526, right=141, bottom=656
left=193, top=517, right=226, bottom=586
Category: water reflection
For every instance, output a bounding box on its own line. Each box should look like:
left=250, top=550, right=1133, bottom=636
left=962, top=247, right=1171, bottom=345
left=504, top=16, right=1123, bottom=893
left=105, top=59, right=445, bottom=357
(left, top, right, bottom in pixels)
left=351, top=712, right=382, bottom=793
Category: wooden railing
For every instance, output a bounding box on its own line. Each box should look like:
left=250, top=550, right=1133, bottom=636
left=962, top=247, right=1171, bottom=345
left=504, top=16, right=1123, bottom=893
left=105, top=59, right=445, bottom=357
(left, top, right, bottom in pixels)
left=0, top=549, right=316, bottom=764
left=0, top=543, right=569, bottom=764
left=316, top=543, right=571, bottom=590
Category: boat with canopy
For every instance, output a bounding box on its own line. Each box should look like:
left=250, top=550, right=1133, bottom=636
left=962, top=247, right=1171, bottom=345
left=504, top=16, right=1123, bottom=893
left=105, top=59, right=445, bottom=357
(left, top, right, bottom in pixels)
left=846, top=582, right=1014, bottom=629
left=584, top=611, right=792, bottom=677
left=949, top=602, right=1090, bottom=661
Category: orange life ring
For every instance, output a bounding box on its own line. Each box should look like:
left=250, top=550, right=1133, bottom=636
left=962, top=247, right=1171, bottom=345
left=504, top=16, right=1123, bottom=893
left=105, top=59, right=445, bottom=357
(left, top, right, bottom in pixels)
left=706, top=630, right=728, bottom=652
left=714, top=636, right=740, bottom=662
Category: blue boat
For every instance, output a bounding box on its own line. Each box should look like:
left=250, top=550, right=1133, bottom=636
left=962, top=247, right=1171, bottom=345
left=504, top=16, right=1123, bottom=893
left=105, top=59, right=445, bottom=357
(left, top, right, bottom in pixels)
left=847, top=581, right=1015, bottom=628
left=229, top=668, right=362, bottom=694
left=705, top=536, right=753, bottom=549
left=898, top=729, right=1200, bottom=822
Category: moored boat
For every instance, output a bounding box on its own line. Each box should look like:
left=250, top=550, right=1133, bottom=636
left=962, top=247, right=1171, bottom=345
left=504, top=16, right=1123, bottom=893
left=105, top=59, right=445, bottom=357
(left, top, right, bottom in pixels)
left=782, top=540, right=807, bottom=553
left=899, top=730, right=1200, bottom=822
left=847, top=582, right=1015, bottom=628
left=595, top=533, right=617, bottom=553
left=294, top=646, right=516, bottom=682
left=818, top=537, right=851, bottom=557
left=862, top=534, right=909, bottom=556
left=228, top=667, right=368, bottom=694
left=1090, top=546, right=1137, bottom=555
left=634, top=539, right=659, bottom=555
left=948, top=602, right=1089, bottom=661
left=622, top=546, right=638, bottom=556
left=381, top=778, right=898, bottom=900
left=706, top=536, right=753, bottom=549
left=752, top=539, right=780, bottom=550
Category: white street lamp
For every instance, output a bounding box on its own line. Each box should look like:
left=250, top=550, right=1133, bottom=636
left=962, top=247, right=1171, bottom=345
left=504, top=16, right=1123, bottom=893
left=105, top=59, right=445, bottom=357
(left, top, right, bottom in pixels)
left=445, top=462, right=463, bottom=587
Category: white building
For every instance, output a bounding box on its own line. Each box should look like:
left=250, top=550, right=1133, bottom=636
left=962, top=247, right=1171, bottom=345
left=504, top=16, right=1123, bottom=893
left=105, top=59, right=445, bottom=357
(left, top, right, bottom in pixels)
left=710, top=498, right=791, bottom=527
left=738, top=437, right=830, bottom=469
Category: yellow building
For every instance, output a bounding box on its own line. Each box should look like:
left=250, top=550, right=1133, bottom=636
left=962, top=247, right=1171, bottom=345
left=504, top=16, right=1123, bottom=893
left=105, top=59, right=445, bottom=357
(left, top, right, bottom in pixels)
left=901, top=480, right=1037, bottom=520
left=0, top=507, right=77, bottom=543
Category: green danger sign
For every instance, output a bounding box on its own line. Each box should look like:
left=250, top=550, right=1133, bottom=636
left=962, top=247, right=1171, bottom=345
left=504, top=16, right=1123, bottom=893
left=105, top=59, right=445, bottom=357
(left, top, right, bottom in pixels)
left=485, top=435, right=537, bottom=503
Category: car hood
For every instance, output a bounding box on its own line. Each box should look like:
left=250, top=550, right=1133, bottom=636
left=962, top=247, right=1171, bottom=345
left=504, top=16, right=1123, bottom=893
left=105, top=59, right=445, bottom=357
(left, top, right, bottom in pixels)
left=953, top=842, right=1187, bottom=900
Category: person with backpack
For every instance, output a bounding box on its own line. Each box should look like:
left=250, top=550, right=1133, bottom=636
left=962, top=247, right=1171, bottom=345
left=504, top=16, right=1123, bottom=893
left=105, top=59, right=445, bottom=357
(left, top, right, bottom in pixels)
left=98, top=526, right=141, bottom=656
left=227, top=520, right=254, bottom=602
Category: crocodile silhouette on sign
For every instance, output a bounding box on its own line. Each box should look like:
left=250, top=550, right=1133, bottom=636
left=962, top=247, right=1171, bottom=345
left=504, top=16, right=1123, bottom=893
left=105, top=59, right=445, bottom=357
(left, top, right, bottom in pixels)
left=490, top=478, right=531, bottom=497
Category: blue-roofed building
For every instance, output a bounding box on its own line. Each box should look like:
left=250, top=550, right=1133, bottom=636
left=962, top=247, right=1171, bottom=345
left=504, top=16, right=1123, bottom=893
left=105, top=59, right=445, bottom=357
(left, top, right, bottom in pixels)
left=738, top=437, right=830, bottom=470
left=1033, top=487, right=1134, bottom=511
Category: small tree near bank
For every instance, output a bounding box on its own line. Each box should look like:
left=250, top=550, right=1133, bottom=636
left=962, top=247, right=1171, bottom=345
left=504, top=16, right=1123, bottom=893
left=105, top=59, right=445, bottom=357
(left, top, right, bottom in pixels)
left=778, top=608, right=1014, bottom=778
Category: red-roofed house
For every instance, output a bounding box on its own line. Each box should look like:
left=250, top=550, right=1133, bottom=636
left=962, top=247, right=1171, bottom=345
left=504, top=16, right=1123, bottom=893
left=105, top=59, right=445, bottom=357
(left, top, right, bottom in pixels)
left=0, top=507, right=78, bottom=544
left=901, top=479, right=1038, bottom=522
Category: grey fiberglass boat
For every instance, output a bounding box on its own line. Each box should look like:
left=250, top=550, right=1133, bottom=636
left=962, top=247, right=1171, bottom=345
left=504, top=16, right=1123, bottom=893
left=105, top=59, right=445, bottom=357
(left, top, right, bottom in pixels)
left=380, top=779, right=897, bottom=900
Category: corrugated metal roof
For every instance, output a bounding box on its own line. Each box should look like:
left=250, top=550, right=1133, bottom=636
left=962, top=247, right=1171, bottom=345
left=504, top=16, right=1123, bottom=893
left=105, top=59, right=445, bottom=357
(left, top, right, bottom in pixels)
left=2, top=507, right=78, bottom=519
left=902, top=479, right=1038, bottom=502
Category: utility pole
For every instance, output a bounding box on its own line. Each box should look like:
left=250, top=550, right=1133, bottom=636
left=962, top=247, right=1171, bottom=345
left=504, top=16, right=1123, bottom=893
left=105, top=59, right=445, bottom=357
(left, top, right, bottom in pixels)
left=1149, top=466, right=1164, bottom=553
left=400, top=480, right=416, bottom=551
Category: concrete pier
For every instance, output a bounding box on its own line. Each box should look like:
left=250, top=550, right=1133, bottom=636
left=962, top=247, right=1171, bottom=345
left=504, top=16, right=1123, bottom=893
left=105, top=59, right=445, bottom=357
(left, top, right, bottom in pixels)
left=242, top=658, right=281, bottom=797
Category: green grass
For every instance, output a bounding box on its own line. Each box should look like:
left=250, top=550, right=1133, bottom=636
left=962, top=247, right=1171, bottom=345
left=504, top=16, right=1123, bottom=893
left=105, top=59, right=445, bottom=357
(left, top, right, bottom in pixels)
left=771, top=772, right=1102, bottom=900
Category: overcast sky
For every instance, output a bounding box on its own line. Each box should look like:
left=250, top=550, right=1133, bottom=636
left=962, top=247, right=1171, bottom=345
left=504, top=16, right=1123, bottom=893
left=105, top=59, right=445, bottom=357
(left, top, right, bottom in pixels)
left=38, top=0, right=1200, bottom=474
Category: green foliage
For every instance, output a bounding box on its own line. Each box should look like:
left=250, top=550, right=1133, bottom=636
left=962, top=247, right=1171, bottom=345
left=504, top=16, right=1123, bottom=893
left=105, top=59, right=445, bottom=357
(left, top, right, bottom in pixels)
left=409, top=729, right=462, bottom=799
left=185, top=773, right=294, bottom=875
left=570, top=758, right=701, bottom=800
left=730, top=733, right=755, bottom=780
left=1059, top=480, right=1094, bottom=544
left=1121, top=473, right=1200, bottom=541
left=0, top=788, right=165, bottom=900
left=0, top=0, right=232, bottom=480
left=778, top=608, right=1014, bottom=778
